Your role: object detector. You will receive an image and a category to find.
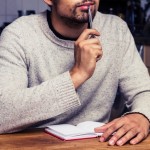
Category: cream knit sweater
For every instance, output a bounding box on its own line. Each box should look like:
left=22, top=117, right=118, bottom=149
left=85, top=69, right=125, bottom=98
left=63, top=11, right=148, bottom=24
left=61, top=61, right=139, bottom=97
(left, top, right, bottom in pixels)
left=0, top=11, right=150, bottom=133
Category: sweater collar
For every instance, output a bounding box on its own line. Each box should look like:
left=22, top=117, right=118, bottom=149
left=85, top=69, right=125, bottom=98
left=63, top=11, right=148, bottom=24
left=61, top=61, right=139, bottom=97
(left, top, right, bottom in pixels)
left=39, top=11, right=75, bottom=49
left=47, top=10, right=77, bottom=41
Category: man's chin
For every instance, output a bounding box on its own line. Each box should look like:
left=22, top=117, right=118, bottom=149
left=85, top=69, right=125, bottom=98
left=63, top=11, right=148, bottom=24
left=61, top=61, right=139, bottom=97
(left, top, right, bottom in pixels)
left=74, top=18, right=88, bottom=24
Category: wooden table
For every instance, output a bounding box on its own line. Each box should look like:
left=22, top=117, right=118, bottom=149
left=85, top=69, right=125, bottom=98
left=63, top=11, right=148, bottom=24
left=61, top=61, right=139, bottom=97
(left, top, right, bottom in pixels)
left=0, top=129, right=150, bottom=150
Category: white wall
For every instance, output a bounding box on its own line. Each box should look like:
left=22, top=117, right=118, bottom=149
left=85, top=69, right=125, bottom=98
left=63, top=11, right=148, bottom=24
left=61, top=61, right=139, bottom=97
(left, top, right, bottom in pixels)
left=0, top=0, right=48, bottom=26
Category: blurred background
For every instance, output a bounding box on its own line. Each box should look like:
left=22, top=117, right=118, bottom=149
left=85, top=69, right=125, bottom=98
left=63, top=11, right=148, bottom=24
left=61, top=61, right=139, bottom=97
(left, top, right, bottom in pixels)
left=99, top=0, right=150, bottom=73
left=0, top=0, right=150, bottom=72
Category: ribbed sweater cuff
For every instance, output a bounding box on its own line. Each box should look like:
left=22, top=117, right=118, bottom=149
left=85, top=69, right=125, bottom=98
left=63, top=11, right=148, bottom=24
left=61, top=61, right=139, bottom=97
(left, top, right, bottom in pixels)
left=51, top=71, right=81, bottom=112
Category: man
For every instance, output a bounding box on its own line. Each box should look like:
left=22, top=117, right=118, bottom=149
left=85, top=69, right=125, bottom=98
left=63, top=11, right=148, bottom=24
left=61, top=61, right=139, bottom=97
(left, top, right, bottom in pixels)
left=0, top=0, right=149, bottom=146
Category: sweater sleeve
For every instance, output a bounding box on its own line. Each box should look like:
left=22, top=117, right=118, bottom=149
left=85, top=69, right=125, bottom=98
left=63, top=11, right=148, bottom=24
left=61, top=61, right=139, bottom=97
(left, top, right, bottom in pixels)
left=119, top=25, right=150, bottom=121
left=0, top=27, right=81, bottom=133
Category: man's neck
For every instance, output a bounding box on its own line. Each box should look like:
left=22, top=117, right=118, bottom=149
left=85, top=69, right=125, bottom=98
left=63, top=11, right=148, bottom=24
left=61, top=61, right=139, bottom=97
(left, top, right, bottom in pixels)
left=49, top=11, right=88, bottom=40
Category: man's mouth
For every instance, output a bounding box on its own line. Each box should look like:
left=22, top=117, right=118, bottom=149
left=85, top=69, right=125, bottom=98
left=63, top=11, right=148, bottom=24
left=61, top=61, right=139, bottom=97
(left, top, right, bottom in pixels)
left=77, top=1, right=95, bottom=11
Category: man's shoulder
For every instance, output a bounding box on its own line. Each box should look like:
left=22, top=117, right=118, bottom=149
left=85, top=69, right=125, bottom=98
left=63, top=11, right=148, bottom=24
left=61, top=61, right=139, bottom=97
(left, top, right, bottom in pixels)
left=94, top=12, right=129, bottom=40
left=95, top=11, right=127, bottom=29
left=3, top=11, right=47, bottom=34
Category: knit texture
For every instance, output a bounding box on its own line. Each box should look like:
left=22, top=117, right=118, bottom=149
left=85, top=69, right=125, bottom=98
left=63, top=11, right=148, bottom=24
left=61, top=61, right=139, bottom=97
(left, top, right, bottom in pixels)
left=0, top=11, right=150, bottom=133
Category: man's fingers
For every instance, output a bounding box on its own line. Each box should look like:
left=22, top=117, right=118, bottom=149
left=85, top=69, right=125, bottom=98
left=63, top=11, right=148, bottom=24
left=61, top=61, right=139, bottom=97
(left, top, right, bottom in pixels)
left=77, top=29, right=100, bottom=41
left=107, top=127, right=145, bottom=146
left=95, top=118, right=119, bottom=133
left=115, top=128, right=139, bottom=146
left=108, top=125, right=132, bottom=145
left=99, top=121, right=123, bottom=142
left=75, top=38, right=100, bottom=47
left=130, top=133, right=147, bottom=145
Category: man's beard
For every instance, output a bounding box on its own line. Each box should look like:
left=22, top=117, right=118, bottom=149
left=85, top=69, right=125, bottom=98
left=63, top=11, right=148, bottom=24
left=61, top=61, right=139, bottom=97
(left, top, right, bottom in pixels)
left=59, top=12, right=89, bottom=25
left=53, top=0, right=96, bottom=26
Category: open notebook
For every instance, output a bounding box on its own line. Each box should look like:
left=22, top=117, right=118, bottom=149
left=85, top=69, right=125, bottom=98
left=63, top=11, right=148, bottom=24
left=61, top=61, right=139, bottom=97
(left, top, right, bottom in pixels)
left=45, top=121, right=105, bottom=141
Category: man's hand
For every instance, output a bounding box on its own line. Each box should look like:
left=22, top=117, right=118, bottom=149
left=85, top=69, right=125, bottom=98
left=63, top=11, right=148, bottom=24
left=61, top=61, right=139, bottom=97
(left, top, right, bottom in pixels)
left=70, top=29, right=102, bottom=89
left=95, top=114, right=150, bottom=146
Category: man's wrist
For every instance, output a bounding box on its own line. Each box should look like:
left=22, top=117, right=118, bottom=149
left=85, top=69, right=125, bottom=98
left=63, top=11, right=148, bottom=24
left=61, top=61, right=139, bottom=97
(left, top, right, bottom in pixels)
left=69, top=68, right=88, bottom=89
left=123, top=112, right=150, bottom=125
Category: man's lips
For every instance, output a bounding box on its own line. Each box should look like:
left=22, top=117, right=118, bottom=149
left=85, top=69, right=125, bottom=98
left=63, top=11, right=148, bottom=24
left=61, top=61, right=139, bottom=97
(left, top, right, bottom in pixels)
left=77, top=2, right=95, bottom=10
left=78, top=2, right=94, bottom=7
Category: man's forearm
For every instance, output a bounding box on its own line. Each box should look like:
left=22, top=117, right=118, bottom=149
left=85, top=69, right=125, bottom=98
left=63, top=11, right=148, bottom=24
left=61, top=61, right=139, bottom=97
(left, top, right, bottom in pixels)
left=0, top=72, right=80, bottom=134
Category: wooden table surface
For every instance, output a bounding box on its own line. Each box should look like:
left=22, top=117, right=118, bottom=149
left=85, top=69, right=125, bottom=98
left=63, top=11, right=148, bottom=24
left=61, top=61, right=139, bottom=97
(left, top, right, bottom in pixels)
left=0, top=129, right=150, bottom=150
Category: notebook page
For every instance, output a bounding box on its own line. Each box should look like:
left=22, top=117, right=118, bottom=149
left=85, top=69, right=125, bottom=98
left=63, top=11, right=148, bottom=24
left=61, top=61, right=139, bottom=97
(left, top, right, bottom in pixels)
left=77, top=121, right=105, bottom=135
left=47, top=124, right=90, bottom=136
